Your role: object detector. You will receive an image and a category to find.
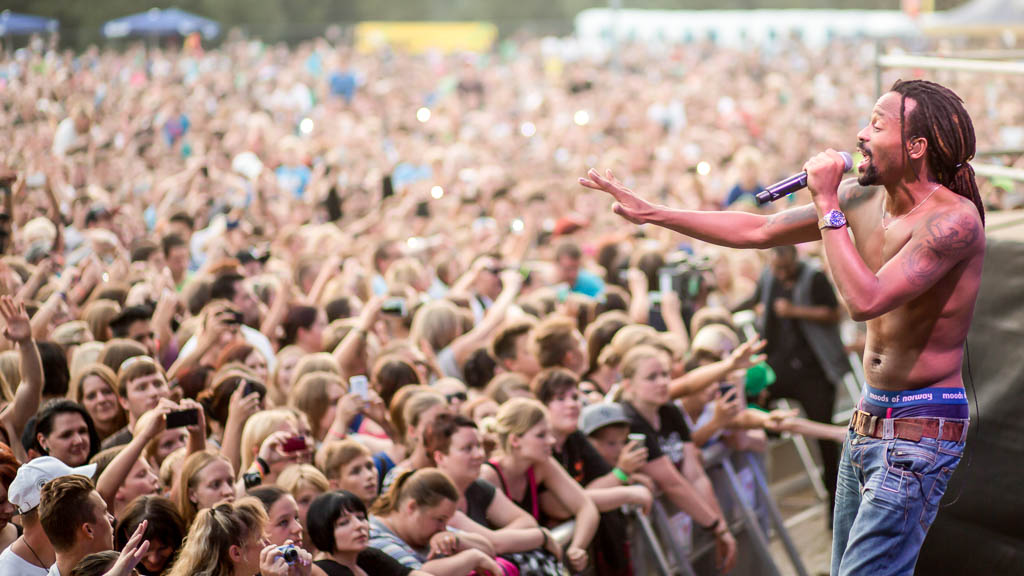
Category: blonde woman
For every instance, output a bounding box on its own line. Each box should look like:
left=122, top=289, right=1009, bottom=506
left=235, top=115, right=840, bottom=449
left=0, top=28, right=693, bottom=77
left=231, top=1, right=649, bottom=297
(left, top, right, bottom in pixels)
left=618, top=345, right=737, bottom=571
left=166, top=497, right=312, bottom=576
left=239, top=408, right=313, bottom=486
left=268, top=345, right=304, bottom=407
left=480, top=398, right=599, bottom=573
left=277, top=463, right=330, bottom=554
left=177, top=450, right=237, bottom=527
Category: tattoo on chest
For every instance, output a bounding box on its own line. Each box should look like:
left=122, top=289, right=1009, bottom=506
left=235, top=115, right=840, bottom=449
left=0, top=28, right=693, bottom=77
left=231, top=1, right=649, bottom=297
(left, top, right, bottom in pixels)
left=900, top=211, right=980, bottom=287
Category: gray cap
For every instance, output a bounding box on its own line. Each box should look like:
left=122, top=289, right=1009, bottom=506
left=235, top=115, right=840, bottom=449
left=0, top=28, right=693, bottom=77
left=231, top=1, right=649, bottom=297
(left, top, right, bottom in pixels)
left=579, top=402, right=631, bottom=436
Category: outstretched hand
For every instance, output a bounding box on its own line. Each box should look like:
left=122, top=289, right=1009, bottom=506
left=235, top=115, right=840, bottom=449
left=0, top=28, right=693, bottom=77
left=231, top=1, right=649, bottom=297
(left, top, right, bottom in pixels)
left=0, top=296, right=31, bottom=343
left=579, top=168, right=654, bottom=225
left=102, top=519, right=150, bottom=576
left=727, top=337, right=767, bottom=371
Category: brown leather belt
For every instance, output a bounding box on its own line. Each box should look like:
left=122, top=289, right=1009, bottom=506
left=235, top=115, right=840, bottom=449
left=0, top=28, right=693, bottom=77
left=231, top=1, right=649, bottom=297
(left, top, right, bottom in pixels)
left=849, top=410, right=965, bottom=443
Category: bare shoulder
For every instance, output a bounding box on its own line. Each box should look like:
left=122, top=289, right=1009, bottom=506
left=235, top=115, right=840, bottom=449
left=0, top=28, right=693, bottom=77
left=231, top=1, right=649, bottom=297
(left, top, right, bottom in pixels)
left=916, top=195, right=985, bottom=256
left=901, top=195, right=984, bottom=287
left=838, top=178, right=881, bottom=211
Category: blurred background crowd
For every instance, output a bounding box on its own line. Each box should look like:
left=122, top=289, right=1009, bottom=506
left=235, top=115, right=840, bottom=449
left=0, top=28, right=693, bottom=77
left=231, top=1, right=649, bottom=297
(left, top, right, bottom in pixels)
left=0, top=3, right=1022, bottom=575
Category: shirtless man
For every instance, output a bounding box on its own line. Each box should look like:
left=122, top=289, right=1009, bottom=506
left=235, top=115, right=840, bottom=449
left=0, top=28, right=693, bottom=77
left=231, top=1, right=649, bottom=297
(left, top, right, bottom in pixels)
left=580, top=79, right=984, bottom=576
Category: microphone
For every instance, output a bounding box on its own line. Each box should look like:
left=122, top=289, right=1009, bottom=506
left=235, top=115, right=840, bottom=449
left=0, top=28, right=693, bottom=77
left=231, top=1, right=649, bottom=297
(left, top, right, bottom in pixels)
left=755, top=152, right=853, bottom=204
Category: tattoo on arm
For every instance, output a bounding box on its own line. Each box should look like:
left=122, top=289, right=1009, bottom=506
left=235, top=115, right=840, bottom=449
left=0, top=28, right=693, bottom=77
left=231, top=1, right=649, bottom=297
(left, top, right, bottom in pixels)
left=901, top=211, right=981, bottom=287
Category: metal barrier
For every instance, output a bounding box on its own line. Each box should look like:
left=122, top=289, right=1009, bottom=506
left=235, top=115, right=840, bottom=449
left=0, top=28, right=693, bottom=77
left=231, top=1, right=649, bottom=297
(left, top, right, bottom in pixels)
left=621, top=442, right=808, bottom=576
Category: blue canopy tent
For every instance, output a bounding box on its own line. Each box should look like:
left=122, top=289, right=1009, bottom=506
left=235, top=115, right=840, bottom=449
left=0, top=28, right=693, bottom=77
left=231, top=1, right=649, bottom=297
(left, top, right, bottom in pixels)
left=102, top=8, right=220, bottom=40
left=0, top=10, right=59, bottom=37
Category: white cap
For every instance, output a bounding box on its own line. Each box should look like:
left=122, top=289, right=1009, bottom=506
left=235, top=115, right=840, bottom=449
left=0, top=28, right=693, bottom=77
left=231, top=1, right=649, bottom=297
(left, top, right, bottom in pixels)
left=8, top=457, right=97, bottom=515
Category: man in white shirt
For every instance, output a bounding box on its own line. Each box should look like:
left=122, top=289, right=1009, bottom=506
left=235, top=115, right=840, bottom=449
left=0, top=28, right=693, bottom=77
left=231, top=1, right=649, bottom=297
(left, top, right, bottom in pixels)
left=0, top=457, right=97, bottom=576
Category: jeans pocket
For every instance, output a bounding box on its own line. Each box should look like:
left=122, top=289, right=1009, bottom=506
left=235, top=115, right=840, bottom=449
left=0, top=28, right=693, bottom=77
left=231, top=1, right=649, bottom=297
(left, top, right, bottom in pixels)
left=864, top=464, right=908, bottom=513
left=886, top=440, right=936, bottom=474
left=919, top=466, right=956, bottom=531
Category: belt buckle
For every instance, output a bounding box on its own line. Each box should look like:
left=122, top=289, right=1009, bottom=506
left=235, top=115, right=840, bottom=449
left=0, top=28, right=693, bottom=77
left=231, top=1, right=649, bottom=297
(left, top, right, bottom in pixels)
left=868, top=415, right=879, bottom=437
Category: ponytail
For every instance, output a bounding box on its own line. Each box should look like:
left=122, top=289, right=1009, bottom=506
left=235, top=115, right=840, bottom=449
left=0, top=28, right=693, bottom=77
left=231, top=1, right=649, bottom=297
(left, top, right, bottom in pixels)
left=370, top=468, right=458, bottom=517
left=951, top=162, right=985, bottom=225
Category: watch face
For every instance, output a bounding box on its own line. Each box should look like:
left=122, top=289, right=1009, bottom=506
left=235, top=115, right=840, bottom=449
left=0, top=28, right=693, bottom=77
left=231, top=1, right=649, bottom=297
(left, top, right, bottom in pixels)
left=828, top=210, right=845, bottom=227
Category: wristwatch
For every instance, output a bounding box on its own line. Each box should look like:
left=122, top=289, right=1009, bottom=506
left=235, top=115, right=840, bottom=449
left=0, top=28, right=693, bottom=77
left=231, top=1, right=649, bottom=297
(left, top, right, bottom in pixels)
left=818, top=209, right=847, bottom=230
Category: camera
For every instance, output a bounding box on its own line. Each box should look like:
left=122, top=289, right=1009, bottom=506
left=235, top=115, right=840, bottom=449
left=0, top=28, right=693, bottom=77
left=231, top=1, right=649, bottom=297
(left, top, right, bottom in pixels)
left=657, top=253, right=713, bottom=303
left=277, top=545, right=299, bottom=565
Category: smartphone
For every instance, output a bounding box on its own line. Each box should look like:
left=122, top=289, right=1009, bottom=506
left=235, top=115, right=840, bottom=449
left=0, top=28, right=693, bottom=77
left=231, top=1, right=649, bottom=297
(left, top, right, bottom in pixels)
left=415, top=200, right=430, bottom=218
left=349, top=375, right=369, bottom=400
left=224, top=310, right=243, bottom=325
left=628, top=433, right=646, bottom=446
left=165, top=409, right=200, bottom=429
left=719, top=381, right=735, bottom=396
left=382, top=174, right=394, bottom=199
left=242, top=378, right=257, bottom=397
left=281, top=436, right=308, bottom=453
left=381, top=298, right=407, bottom=317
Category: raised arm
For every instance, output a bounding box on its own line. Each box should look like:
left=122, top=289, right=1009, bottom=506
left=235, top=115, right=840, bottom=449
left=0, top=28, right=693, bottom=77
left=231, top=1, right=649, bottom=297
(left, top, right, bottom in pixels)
left=448, top=270, right=523, bottom=368
left=580, top=168, right=821, bottom=248
left=0, top=297, right=42, bottom=436
left=97, top=404, right=170, bottom=507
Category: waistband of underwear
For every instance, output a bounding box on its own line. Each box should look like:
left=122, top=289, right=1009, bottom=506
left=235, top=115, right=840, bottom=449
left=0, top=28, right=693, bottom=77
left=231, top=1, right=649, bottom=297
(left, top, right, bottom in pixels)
left=861, top=383, right=968, bottom=407
left=859, top=383, right=970, bottom=420
left=856, top=398, right=970, bottom=420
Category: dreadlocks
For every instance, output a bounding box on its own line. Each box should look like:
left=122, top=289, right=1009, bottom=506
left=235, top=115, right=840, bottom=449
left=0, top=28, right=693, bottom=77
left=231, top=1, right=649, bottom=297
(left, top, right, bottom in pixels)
left=891, top=79, right=984, bottom=225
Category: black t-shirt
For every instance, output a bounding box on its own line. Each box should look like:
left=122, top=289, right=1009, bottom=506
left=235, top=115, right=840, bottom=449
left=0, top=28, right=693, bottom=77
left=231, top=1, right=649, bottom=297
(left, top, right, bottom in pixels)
left=314, top=548, right=412, bottom=576
left=556, top=427, right=632, bottom=575
left=757, top=264, right=837, bottom=383
left=622, top=401, right=691, bottom=468
left=553, top=430, right=612, bottom=486
left=464, top=478, right=497, bottom=528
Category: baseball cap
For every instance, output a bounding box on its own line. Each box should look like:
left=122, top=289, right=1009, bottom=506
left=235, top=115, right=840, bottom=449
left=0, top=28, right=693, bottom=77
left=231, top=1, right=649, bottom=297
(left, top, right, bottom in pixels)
left=579, top=402, right=631, bottom=437
left=8, top=457, right=97, bottom=515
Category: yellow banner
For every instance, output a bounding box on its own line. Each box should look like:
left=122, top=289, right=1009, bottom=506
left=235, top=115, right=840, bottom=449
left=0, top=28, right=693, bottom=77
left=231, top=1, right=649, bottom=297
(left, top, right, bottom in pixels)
left=355, top=22, right=498, bottom=54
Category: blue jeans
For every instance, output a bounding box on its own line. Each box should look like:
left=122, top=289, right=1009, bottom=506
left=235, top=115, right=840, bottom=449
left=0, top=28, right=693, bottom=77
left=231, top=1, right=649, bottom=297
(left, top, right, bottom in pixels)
left=831, top=425, right=965, bottom=575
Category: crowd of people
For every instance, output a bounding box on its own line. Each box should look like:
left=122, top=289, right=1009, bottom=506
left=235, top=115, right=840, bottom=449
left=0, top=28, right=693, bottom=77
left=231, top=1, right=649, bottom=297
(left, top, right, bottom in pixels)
left=0, top=26, right=1018, bottom=576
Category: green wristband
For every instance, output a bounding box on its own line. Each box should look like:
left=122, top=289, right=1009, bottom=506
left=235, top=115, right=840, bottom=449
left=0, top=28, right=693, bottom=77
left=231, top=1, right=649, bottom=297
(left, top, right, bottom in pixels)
left=612, top=467, right=630, bottom=484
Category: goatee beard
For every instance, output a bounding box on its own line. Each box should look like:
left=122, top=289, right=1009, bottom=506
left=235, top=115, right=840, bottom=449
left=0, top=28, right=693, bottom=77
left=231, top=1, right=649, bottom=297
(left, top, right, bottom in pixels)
left=858, top=164, right=880, bottom=186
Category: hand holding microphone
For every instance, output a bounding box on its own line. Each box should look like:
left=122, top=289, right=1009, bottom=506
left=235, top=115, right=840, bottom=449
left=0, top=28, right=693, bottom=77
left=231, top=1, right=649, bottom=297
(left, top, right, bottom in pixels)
left=756, top=150, right=853, bottom=204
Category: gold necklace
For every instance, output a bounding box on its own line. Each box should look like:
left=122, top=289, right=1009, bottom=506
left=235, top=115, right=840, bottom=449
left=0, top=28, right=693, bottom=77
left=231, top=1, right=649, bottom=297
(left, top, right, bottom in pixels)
left=882, top=183, right=941, bottom=230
